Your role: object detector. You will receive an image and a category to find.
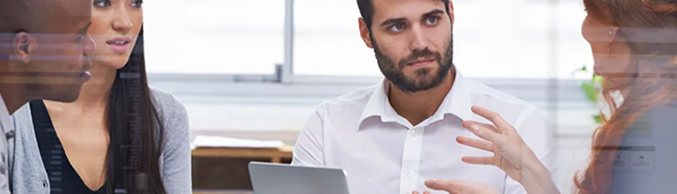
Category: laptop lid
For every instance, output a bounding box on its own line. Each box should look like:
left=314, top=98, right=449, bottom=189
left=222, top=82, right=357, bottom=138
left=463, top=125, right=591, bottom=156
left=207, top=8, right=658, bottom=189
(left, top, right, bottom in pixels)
left=248, top=162, right=350, bottom=194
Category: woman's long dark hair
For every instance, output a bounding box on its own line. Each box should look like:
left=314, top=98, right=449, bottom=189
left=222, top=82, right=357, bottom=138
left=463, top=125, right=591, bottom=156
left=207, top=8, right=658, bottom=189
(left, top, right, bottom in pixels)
left=104, top=27, right=166, bottom=194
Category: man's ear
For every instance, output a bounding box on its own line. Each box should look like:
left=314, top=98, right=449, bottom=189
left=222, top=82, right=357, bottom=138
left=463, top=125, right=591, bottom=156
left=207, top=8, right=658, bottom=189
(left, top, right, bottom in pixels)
left=359, top=18, right=374, bottom=49
left=448, top=1, right=455, bottom=24
left=13, top=31, right=37, bottom=64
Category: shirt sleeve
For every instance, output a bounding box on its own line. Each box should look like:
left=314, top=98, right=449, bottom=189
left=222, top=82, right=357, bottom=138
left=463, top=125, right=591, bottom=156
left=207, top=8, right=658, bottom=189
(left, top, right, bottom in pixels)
left=160, top=99, right=192, bottom=194
left=291, top=107, right=326, bottom=167
left=503, top=108, right=557, bottom=194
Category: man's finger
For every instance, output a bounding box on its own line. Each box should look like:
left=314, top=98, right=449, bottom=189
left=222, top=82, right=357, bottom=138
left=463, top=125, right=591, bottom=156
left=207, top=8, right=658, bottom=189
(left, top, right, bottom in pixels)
left=462, top=121, right=502, bottom=144
left=412, top=191, right=431, bottom=194
left=426, top=179, right=499, bottom=194
left=461, top=156, right=494, bottom=166
left=471, top=106, right=513, bottom=131
left=456, top=136, right=495, bottom=153
left=462, top=121, right=499, bottom=134
left=425, top=179, right=463, bottom=192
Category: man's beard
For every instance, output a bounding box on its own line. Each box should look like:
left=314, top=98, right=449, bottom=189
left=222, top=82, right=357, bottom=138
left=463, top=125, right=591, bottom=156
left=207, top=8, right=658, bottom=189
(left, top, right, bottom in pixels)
left=373, top=34, right=454, bottom=93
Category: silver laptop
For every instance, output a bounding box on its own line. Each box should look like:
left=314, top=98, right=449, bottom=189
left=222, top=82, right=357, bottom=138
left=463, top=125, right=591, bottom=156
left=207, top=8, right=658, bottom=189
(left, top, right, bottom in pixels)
left=248, top=162, right=350, bottom=194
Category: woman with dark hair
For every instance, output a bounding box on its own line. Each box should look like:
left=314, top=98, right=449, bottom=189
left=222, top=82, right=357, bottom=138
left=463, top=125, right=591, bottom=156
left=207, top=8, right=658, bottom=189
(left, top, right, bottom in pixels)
left=415, top=0, right=677, bottom=193
left=8, top=0, right=191, bottom=193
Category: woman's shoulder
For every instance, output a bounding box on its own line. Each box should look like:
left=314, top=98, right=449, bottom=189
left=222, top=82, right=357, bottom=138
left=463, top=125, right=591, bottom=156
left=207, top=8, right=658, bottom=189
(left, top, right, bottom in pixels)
left=148, top=87, right=190, bottom=157
left=149, top=87, right=189, bottom=145
left=149, top=87, right=187, bottom=118
left=633, top=101, right=677, bottom=127
left=149, top=87, right=189, bottom=134
left=624, top=101, right=677, bottom=137
left=611, top=101, right=677, bottom=193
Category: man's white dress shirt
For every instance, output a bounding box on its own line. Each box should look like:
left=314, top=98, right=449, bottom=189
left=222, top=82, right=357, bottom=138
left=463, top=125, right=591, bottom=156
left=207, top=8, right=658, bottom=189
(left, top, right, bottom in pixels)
left=0, top=92, right=12, bottom=193
left=292, top=71, right=556, bottom=194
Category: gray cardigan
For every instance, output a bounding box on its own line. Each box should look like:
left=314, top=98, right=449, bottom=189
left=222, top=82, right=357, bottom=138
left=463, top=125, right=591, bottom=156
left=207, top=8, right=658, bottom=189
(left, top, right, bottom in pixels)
left=7, top=88, right=192, bottom=194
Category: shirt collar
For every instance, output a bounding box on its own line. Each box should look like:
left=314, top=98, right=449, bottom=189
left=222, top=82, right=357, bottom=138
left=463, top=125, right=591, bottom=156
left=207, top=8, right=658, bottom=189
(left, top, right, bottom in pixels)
left=359, top=79, right=400, bottom=125
left=358, top=70, right=474, bottom=129
left=438, top=71, right=473, bottom=121
left=0, top=91, right=13, bottom=133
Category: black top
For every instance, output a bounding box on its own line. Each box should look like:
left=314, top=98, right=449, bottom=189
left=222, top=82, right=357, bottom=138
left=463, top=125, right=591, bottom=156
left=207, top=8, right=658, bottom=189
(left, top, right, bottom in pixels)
left=31, top=100, right=106, bottom=194
left=609, top=101, right=677, bottom=194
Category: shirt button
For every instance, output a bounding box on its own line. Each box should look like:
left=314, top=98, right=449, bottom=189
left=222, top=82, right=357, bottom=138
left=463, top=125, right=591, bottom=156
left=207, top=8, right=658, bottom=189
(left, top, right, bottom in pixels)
left=408, top=171, right=416, bottom=178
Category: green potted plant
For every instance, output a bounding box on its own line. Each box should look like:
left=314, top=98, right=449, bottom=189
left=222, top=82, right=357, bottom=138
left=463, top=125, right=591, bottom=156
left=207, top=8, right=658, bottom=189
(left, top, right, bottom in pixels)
left=576, top=66, right=604, bottom=124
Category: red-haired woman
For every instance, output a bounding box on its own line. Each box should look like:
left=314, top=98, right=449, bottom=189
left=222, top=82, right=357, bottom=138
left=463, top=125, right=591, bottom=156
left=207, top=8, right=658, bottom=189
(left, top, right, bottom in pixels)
left=414, top=0, right=677, bottom=194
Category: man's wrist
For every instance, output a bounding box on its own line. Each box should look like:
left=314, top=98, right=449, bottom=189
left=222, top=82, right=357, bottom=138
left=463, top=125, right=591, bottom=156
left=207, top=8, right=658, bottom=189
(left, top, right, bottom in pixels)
left=521, top=156, right=557, bottom=194
left=523, top=158, right=549, bottom=183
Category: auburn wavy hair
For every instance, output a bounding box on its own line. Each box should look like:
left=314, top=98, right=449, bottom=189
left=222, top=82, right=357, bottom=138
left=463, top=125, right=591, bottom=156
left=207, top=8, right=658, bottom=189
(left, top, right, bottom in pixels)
left=575, top=0, right=677, bottom=193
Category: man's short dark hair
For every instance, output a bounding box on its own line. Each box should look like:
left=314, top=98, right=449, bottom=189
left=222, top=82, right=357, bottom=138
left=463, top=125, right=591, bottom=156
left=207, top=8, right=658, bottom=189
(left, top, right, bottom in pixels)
left=357, top=0, right=450, bottom=30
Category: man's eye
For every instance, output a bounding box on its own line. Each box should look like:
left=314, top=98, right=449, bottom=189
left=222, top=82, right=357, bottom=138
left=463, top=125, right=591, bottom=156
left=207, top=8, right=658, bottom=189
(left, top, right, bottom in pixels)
left=389, top=23, right=405, bottom=32
left=426, top=17, right=439, bottom=25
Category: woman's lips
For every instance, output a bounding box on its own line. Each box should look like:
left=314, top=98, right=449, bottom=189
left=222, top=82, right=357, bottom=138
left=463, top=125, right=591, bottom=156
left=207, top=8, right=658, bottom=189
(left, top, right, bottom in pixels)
left=106, top=38, right=132, bottom=54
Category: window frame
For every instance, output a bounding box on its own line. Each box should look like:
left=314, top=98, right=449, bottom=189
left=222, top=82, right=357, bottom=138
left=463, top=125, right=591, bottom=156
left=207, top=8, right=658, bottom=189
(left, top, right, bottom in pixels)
left=147, top=0, right=590, bottom=113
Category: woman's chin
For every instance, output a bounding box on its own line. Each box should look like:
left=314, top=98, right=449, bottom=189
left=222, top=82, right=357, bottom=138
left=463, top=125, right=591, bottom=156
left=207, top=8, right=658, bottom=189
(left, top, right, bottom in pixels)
left=109, top=57, right=131, bottom=70
left=92, top=54, right=130, bottom=70
left=605, top=78, right=633, bottom=91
